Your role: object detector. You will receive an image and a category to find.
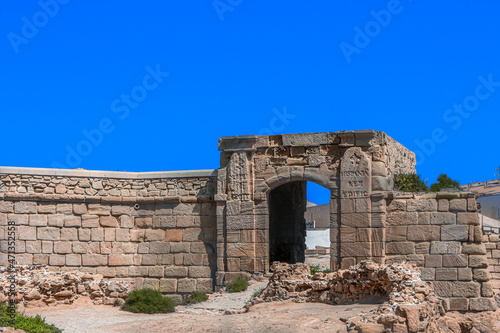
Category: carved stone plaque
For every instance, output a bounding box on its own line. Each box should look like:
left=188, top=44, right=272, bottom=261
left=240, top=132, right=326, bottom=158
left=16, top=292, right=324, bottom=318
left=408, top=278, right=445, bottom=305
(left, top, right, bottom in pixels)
left=340, top=147, right=371, bottom=198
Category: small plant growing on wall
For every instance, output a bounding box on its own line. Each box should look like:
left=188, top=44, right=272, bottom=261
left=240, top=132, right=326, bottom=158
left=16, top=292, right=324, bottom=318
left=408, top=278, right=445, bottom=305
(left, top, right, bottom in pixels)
left=121, top=288, right=175, bottom=314
left=226, top=276, right=248, bottom=293
left=394, top=173, right=429, bottom=192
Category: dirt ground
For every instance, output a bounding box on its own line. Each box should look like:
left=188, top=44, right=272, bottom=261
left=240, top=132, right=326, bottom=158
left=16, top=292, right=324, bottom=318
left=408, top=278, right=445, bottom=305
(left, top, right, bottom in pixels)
left=23, top=299, right=377, bottom=333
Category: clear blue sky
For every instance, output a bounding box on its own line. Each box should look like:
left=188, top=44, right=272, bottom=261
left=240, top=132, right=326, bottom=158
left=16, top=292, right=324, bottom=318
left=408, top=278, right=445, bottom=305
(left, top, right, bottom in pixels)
left=2, top=0, right=500, bottom=205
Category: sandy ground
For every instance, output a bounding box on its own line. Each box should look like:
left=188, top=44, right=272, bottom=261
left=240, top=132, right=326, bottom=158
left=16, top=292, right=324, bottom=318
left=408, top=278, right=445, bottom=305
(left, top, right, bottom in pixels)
left=23, top=300, right=377, bottom=333
left=304, top=254, right=330, bottom=271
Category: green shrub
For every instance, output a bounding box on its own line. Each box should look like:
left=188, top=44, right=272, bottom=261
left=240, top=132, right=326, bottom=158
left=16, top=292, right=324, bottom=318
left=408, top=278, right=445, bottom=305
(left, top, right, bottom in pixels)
left=0, top=303, right=61, bottom=333
left=430, top=174, right=461, bottom=192
left=121, top=288, right=175, bottom=314
left=310, top=265, right=331, bottom=275
left=394, top=173, right=429, bottom=192
left=226, top=276, right=248, bottom=293
left=186, top=291, right=208, bottom=305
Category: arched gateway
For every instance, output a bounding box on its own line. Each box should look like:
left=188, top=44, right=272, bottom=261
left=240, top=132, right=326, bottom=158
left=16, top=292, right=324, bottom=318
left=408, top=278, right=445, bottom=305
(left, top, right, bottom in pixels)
left=214, top=131, right=415, bottom=284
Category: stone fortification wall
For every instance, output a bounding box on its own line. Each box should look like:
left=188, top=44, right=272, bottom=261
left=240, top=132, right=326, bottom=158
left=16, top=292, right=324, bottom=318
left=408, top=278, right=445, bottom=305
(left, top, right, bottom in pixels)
left=382, top=192, right=496, bottom=311
left=483, top=233, right=500, bottom=294
left=0, top=168, right=217, bottom=303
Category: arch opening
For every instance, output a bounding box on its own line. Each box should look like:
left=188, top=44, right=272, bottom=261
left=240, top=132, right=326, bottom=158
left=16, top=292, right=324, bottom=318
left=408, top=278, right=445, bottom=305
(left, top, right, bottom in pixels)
left=268, top=180, right=332, bottom=267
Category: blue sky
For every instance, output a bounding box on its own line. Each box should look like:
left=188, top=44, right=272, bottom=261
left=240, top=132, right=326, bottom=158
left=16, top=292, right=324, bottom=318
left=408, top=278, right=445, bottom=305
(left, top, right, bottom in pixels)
left=2, top=0, right=500, bottom=205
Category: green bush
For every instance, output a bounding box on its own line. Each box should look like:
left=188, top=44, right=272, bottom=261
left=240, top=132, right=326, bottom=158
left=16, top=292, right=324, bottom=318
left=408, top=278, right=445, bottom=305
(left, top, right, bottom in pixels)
left=0, top=303, right=61, bottom=333
left=430, top=174, right=461, bottom=192
left=121, top=288, right=175, bottom=314
left=186, top=291, right=208, bottom=305
left=226, top=276, right=248, bottom=293
left=310, top=265, right=331, bottom=275
left=394, top=173, right=429, bottom=192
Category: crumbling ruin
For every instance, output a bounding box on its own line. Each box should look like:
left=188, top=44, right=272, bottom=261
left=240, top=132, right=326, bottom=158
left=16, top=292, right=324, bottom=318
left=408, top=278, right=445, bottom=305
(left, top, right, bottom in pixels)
left=0, top=130, right=497, bottom=311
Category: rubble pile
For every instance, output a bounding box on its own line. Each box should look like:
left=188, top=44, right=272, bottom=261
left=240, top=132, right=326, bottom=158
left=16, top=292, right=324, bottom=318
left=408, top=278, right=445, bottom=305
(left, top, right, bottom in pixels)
left=0, top=265, right=132, bottom=307
left=252, top=261, right=446, bottom=332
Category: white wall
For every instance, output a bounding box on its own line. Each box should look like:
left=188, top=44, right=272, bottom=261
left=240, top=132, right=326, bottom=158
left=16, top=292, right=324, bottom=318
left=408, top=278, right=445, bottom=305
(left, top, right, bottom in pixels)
left=305, top=229, right=330, bottom=249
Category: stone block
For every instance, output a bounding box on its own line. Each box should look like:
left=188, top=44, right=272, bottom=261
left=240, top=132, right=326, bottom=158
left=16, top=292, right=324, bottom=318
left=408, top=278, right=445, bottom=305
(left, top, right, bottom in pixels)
left=462, top=243, right=486, bottom=255
left=25, top=241, right=41, bottom=253
left=149, top=242, right=170, bottom=254
left=81, top=215, right=99, bottom=228
left=452, top=281, right=481, bottom=297
left=100, top=216, right=118, bottom=228
left=72, top=242, right=88, bottom=254
left=430, top=241, right=460, bottom=254
left=196, top=278, right=213, bottom=293
left=457, top=212, right=479, bottom=225
left=64, top=216, right=81, bottom=228
left=108, top=254, right=134, bottom=266
left=91, top=228, right=104, bottom=241
left=435, top=268, right=457, bottom=281
left=424, top=255, right=442, bottom=267
left=442, top=254, right=468, bottom=267
left=165, top=229, right=183, bottom=242
left=469, top=298, right=497, bottom=311
left=472, top=269, right=490, bottom=281
left=189, top=266, right=211, bottom=278
left=88, top=203, right=111, bottom=215
left=135, top=217, right=153, bottom=228
left=18, top=226, right=37, bottom=241
left=386, top=199, right=406, bottom=212
left=56, top=203, right=73, bottom=215
left=438, top=199, right=449, bottom=212
left=171, top=242, right=190, bottom=253
left=0, top=201, right=14, bottom=213
left=66, top=254, right=81, bottom=266
left=481, top=282, right=494, bottom=297
left=340, top=242, right=372, bottom=257
left=143, top=278, right=159, bottom=290
left=41, top=241, right=53, bottom=254
left=407, top=199, right=437, bottom=212
left=407, top=225, right=440, bottom=241
left=54, top=241, right=72, bottom=254
left=342, top=213, right=371, bottom=228
left=441, top=225, right=468, bottom=241
left=469, top=255, right=488, bottom=268
left=15, top=202, right=37, bottom=214
left=182, top=228, right=202, bottom=242
left=73, top=204, right=87, bottom=215
left=82, top=254, right=108, bottom=266
left=467, top=198, right=477, bottom=212
left=177, top=278, right=197, bottom=293
left=386, top=226, right=407, bottom=242
left=415, top=242, right=430, bottom=254
left=386, top=242, right=414, bottom=255
left=432, top=281, right=452, bottom=297
left=37, top=227, right=60, bottom=241
left=387, top=212, right=417, bottom=226
left=145, top=229, right=165, bottom=241
left=164, top=266, right=188, bottom=277
left=119, top=215, right=134, bottom=228
left=29, top=215, right=47, bottom=226
left=49, top=254, right=65, bottom=266
left=61, top=228, right=78, bottom=241
left=419, top=267, right=435, bottom=281
left=449, top=199, right=467, bottom=212
left=419, top=212, right=456, bottom=225
left=115, top=229, right=130, bottom=242
left=8, top=214, right=28, bottom=225
left=448, top=298, right=468, bottom=311
left=159, top=279, right=177, bottom=293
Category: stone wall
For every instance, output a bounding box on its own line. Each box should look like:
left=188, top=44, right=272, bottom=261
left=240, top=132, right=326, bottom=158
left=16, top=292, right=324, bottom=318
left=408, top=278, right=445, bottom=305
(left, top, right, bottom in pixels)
left=382, top=192, right=496, bottom=311
left=0, top=169, right=217, bottom=303
left=483, top=233, right=500, bottom=294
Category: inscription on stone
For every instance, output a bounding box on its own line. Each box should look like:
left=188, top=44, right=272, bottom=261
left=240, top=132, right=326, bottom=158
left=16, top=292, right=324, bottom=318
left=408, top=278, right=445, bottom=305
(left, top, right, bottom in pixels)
left=340, top=147, right=371, bottom=198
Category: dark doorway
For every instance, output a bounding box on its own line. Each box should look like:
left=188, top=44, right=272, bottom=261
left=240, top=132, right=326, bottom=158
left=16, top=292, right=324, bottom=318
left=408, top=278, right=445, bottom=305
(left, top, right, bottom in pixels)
left=269, top=181, right=307, bottom=264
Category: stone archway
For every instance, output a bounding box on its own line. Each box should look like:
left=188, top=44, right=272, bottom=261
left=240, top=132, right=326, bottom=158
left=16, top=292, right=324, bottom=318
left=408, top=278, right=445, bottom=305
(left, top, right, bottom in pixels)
left=214, top=131, right=414, bottom=285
